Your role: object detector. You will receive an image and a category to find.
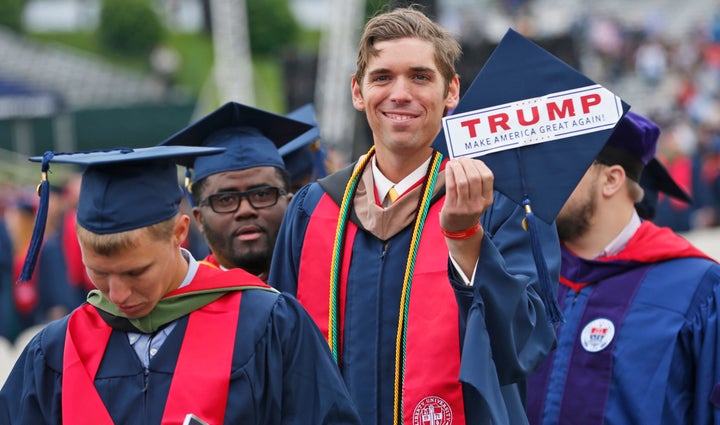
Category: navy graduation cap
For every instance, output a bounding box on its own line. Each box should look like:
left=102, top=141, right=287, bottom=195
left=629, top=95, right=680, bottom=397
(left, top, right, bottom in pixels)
left=159, top=101, right=314, bottom=198
left=281, top=103, right=328, bottom=187
left=433, top=29, right=631, bottom=323
left=17, top=146, right=224, bottom=283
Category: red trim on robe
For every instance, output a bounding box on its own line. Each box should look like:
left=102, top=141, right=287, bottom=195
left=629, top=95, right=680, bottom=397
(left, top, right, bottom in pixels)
left=200, top=254, right=220, bottom=268
left=601, top=221, right=714, bottom=264
left=62, top=303, right=114, bottom=424
left=160, top=291, right=241, bottom=425
left=559, top=275, right=589, bottom=292
left=297, top=193, right=467, bottom=424
left=62, top=264, right=267, bottom=424
left=297, top=195, right=353, bottom=354
left=167, top=264, right=271, bottom=296
left=559, top=221, right=715, bottom=293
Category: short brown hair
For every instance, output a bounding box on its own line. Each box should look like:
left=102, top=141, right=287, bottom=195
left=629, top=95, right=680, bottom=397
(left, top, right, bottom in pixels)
left=77, top=213, right=178, bottom=256
left=626, top=179, right=645, bottom=203
left=354, top=6, right=461, bottom=92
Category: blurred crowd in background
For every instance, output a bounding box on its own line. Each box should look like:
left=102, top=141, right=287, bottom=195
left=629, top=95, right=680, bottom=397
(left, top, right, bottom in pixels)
left=1, top=0, right=719, bottom=344
left=575, top=8, right=720, bottom=232
left=464, top=0, right=720, bottom=233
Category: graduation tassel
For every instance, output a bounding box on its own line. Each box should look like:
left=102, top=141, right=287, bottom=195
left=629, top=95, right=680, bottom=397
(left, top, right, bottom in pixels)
left=183, top=168, right=196, bottom=207
left=523, top=199, right=564, bottom=324
left=18, top=151, right=54, bottom=283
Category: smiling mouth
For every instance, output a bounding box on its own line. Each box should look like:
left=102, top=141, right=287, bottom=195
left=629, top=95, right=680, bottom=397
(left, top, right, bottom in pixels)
left=384, top=112, right=416, bottom=121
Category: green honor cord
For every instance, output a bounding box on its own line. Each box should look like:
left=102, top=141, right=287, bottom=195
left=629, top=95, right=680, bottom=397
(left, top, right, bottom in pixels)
left=327, top=148, right=443, bottom=424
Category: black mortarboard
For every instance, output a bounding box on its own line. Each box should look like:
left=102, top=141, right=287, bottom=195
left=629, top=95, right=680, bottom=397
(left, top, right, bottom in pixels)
left=17, top=146, right=224, bottom=283
left=281, top=103, right=328, bottom=186
left=159, top=101, right=313, bottom=188
left=433, top=29, right=631, bottom=323
left=636, top=157, right=693, bottom=219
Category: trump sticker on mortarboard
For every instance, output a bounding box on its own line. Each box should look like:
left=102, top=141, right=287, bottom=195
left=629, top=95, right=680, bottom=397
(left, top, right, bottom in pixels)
left=442, top=85, right=624, bottom=159
left=580, top=318, right=616, bottom=353
left=432, top=29, right=630, bottom=226
left=433, top=28, right=631, bottom=324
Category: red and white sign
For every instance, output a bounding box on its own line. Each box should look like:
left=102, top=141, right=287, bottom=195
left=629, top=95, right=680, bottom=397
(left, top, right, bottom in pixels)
left=442, top=85, right=623, bottom=159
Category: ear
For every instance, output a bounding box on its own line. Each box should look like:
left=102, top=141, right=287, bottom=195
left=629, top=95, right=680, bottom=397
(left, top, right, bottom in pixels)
left=173, top=214, right=191, bottom=246
left=191, top=207, right=205, bottom=235
left=601, top=164, right=626, bottom=197
left=351, top=76, right=365, bottom=111
left=445, top=74, right=460, bottom=111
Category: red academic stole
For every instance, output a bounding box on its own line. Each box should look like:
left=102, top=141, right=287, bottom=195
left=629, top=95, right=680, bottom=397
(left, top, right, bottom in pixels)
left=62, top=265, right=268, bottom=424
left=200, top=254, right=221, bottom=268
left=298, top=193, right=466, bottom=424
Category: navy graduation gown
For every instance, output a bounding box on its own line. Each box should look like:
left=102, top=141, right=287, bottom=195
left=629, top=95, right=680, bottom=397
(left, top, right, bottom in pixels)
left=0, top=289, right=361, bottom=424
left=527, top=221, right=720, bottom=425
left=268, top=163, right=561, bottom=425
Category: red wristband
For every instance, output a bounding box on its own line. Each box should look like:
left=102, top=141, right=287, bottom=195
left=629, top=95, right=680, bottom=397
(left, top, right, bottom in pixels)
left=440, top=222, right=481, bottom=240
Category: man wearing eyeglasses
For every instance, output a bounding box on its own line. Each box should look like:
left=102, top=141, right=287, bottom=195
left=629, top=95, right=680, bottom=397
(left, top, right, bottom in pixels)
left=160, top=102, right=315, bottom=281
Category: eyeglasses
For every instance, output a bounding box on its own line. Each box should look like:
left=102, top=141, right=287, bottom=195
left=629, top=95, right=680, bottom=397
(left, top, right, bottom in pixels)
left=199, top=187, right=287, bottom=213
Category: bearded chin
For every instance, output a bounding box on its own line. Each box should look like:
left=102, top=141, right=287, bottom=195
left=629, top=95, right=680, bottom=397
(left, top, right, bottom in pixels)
left=231, top=251, right=271, bottom=276
left=556, top=218, right=583, bottom=242
left=556, top=198, right=595, bottom=243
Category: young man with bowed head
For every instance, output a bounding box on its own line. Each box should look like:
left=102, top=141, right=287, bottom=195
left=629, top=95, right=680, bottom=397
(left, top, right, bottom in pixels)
left=526, top=111, right=720, bottom=425
left=0, top=146, right=361, bottom=424
left=269, top=7, right=560, bottom=425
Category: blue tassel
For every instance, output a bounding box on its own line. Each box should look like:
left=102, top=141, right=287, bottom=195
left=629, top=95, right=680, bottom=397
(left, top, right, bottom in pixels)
left=523, top=199, right=564, bottom=324
left=18, top=151, right=54, bottom=283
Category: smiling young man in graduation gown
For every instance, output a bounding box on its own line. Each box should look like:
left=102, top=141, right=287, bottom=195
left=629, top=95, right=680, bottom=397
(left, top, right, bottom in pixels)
left=0, top=147, right=361, bottom=425
left=268, top=8, right=561, bottom=425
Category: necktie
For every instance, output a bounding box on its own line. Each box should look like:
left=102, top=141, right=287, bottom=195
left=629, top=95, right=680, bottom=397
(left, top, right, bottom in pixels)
left=386, top=186, right=399, bottom=204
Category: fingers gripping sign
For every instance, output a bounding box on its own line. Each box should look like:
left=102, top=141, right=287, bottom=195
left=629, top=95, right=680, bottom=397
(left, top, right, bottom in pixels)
left=441, top=157, right=493, bottom=278
left=441, top=157, right=493, bottom=233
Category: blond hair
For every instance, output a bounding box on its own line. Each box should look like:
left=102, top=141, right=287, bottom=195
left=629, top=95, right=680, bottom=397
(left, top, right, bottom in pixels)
left=76, top=213, right=178, bottom=256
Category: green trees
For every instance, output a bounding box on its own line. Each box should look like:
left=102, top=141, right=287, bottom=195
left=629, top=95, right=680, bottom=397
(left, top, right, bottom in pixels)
left=246, top=0, right=299, bottom=56
left=95, top=0, right=302, bottom=58
left=0, top=0, right=27, bottom=32
left=98, top=0, right=164, bottom=55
